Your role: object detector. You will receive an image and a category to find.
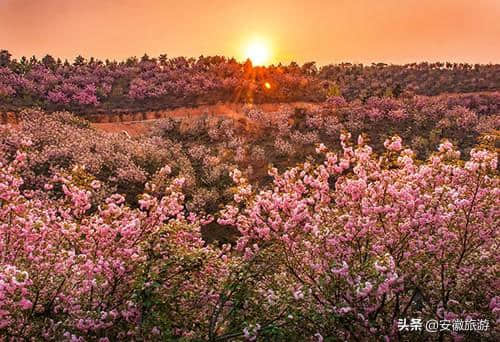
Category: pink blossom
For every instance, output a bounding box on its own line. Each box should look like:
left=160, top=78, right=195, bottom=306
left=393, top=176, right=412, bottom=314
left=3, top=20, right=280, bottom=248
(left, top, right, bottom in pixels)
left=18, top=298, right=32, bottom=310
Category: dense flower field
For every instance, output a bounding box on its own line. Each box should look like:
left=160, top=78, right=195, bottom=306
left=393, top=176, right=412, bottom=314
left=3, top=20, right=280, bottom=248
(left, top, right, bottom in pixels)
left=1, top=90, right=499, bottom=340
left=1, top=122, right=498, bottom=340
left=0, top=52, right=499, bottom=340
left=2, top=92, right=498, bottom=217
left=1, top=50, right=499, bottom=112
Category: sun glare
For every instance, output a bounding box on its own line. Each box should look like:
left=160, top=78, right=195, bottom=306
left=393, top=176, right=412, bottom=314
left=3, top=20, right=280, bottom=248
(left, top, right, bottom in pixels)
left=244, top=39, right=271, bottom=66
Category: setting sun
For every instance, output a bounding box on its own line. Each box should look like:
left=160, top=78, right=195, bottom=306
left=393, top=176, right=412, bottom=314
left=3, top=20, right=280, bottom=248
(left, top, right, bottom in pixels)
left=244, top=39, right=271, bottom=66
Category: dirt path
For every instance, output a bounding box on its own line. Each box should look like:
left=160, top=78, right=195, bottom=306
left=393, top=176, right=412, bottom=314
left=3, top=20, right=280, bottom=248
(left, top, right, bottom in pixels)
left=91, top=120, right=157, bottom=136
left=2, top=102, right=319, bottom=136
left=91, top=102, right=318, bottom=137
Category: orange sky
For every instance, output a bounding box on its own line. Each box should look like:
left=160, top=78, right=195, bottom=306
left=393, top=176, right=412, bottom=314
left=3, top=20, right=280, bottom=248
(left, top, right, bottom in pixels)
left=1, top=0, right=499, bottom=65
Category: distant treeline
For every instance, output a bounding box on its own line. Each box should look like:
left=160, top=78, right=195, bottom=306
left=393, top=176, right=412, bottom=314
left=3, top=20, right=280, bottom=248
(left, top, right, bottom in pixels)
left=1, top=49, right=499, bottom=113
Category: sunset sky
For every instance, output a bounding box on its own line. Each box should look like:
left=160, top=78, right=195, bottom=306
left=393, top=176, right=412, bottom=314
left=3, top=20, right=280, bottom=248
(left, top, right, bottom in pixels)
left=1, top=0, right=499, bottom=65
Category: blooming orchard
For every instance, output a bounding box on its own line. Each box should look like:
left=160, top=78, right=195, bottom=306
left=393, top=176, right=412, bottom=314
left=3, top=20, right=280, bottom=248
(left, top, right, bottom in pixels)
left=1, top=50, right=499, bottom=113
left=0, top=51, right=499, bottom=339
left=1, top=115, right=498, bottom=340
left=220, top=133, right=499, bottom=340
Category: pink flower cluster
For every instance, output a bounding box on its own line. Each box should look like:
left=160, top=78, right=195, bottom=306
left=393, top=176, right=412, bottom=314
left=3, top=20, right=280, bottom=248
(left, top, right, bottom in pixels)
left=0, top=107, right=498, bottom=339
left=221, top=133, right=499, bottom=340
left=0, top=143, right=231, bottom=339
